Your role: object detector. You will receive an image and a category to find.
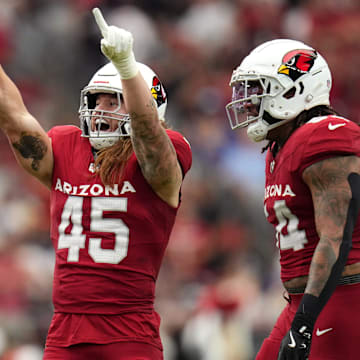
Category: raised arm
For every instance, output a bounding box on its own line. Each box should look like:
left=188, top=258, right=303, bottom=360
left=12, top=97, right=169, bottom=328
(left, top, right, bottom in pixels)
left=122, top=74, right=182, bottom=207
left=92, top=8, right=182, bottom=207
left=0, top=65, right=53, bottom=188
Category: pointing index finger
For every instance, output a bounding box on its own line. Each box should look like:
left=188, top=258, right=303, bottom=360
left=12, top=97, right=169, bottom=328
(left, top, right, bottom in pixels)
left=92, top=8, right=108, bottom=37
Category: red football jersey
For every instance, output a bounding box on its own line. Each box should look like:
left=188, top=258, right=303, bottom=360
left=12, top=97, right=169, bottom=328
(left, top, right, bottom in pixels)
left=45, top=126, right=191, bottom=348
left=264, top=115, right=360, bottom=282
left=48, top=125, right=192, bottom=313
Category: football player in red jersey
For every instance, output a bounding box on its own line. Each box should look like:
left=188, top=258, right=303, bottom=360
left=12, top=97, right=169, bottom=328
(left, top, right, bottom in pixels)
left=0, top=8, right=191, bottom=360
left=226, top=39, right=360, bottom=360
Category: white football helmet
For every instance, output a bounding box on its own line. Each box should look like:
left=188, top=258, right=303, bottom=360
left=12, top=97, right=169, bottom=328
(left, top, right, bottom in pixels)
left=79, top=62, right=167, bottom=150
left=225, top=39, right=332, bottom=142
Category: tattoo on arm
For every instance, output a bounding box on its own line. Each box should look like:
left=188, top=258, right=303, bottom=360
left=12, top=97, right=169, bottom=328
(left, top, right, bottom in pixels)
left=130, top=100, right=178, bottom=185
left=306, top=235, right=339, bottom=295
left=303, top=156, right=358, bottom=296
left=12, top=132, right=47, bottom=172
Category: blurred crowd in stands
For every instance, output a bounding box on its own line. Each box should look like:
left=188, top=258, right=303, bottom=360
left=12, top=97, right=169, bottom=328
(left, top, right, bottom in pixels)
left=0, top=0, right=359, bottom=359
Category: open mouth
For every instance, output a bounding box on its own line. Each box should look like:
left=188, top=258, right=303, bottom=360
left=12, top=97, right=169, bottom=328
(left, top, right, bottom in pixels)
left=244, top=101, right=260, bottom=117
left=247, top=110, right=259, bottom=117
left=95, top=118, right=110, bottom=131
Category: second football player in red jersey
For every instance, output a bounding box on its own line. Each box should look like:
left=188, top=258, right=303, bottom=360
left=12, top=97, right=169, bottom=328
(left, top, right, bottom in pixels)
left=226, top=39, right=360, bottom=359
left=0, top=8, right=191, bottom=360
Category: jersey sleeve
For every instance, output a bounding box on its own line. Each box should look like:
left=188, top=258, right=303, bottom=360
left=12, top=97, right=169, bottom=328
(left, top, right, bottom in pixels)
left=48, top=126, right=67, bottom=162
left=48, top=125, right=80, bottom=149
left=166, top=129, right=192, bottom=176
left=47, top=126, right=58, bottom=142
left=297, top=117, right=360, bottom=174
left=47, top=125, right=83, bottom=185
left=47, top=125, right=69, bottom=140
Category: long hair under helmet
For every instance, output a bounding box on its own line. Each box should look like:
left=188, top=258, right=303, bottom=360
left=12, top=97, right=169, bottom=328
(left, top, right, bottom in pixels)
left=225, top=39, right=332, bottom=142
left=79, top=62, right=167, bottom=150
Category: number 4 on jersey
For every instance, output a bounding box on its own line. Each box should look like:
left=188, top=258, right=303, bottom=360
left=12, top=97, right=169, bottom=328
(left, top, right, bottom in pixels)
left=272, top=200, right=308, bottom=251
left=58, top=196, right=130, bottom=264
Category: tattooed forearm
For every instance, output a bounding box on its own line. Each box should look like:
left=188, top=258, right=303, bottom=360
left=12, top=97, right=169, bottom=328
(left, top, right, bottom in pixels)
left=306, top=236, right=340, bottom=295
left=130, top=103, right=178, bottom=183
left=12, top=132, right=47, bottom=171
left=132, top=122, right=177, bottom=181
left=129, top=98, right=157, bottom=137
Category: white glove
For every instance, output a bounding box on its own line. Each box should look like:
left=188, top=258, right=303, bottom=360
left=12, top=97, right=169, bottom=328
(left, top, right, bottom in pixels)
left=92, top=7, right=138, bottom=79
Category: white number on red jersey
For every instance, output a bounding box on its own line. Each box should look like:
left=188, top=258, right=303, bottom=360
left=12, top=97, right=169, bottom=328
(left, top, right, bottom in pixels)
left=58, top=196, right=129, bottom=264
left=272, top=200, right=308, bottom=251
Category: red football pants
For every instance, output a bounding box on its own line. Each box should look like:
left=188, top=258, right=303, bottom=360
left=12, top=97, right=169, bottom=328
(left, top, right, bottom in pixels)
left=43, top=341, right=163, bottom=360
left=256, top=282, right=360, bottom=360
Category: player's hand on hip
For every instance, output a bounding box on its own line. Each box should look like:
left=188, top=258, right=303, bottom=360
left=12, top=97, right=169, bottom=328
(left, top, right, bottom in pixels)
left=277, top=327, right=311, bottom=360
left=92, top=7, right=138, bottom=79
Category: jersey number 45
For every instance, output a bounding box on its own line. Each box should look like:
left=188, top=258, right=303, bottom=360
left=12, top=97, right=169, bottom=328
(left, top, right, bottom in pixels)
left=57, top=196, right=129, bottom=264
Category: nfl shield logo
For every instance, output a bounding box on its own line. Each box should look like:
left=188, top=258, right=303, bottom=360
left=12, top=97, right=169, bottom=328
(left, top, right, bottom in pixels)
left=270, top=160, right=275, bottom=173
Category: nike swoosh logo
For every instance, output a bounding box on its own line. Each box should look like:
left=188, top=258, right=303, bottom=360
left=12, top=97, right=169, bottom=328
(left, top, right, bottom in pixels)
left=328, top=123, right=346, bottom=130
left=288, top=330, right=296, bottom=348
left=316, top=328, right=333, bottom=336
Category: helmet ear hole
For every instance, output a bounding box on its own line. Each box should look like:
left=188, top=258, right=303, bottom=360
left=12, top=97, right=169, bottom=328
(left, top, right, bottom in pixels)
left=298, top=81, right=304, bottom=94
left=283, top=87, right=296, bottom=99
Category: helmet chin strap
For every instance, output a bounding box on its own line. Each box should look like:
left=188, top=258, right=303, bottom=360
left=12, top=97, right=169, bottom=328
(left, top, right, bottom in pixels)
left=89, top=134, right=120, bottom=150
left=89, top=122, right=132, bottom=150
left=247, top=114, right=295, bottom=143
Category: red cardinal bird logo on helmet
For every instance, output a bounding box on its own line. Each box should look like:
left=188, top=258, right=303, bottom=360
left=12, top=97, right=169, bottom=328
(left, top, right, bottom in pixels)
left=151, top=76, right=166, bottom=107
left=278, top=49, right=317, bottom=81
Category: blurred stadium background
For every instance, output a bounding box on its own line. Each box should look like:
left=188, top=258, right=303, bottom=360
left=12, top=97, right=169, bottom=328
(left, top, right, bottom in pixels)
left=0, top=0, right=359, bottom=359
